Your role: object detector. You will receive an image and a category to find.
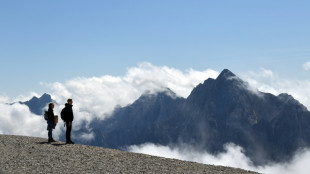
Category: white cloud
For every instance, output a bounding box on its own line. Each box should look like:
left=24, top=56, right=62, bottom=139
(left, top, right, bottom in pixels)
left=39, top=64, right=310, bottom=131
left=1, top=63, right=309, bottom=139
left=0, top=62, right=219, bottom=141
left=261, top=68, right=274, bottom=78
left=0, top=95, right=9, bottom=103
left=241, top=68, right=310, bottom=110
left=1, top=63, right=310, bottom=173
left=48, top=62, right=219, bottom=124
left=78, top=132, right=95, bottom=141
left=0, top=103, right=62, bottom=139
left=303, top=61, right=310, bottom=70
left=128, top=143, right=254, bottom=170
left=128, top=143, right=310, bottom=174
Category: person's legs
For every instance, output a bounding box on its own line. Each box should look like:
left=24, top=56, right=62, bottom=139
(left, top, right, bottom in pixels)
left=47, top=120, right=54, bottom=141
left=66, top=122, right=72, bottom=143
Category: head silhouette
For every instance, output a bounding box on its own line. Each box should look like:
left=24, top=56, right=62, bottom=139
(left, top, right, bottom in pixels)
left=67, top=99, right=73, bottom=105
left=48, top=103, right=54, bottom=109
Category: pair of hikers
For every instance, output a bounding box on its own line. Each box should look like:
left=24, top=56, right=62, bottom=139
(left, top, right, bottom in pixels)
left=46, top=99, right=74, bottom=144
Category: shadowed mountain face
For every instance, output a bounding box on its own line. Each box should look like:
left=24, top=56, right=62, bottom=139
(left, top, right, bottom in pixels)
left=21, top=70, right=310, bottom=165
left=20, top=93, right=52, bottom=115
left=84, top=69, right=310, bottom=165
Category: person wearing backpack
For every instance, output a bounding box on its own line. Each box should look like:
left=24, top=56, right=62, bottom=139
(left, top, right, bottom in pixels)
left=47, top=103, right=56, bottom=143
left=61, top=99, right=75, bottom=144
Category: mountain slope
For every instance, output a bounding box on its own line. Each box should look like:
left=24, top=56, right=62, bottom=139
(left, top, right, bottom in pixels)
left=0, top=135, right=258, bottom=174
left=85, top=69, right=310, bottom=165
left=20, top=93, right=53, bottom=115
left=185, top=69, right=310, bottom=164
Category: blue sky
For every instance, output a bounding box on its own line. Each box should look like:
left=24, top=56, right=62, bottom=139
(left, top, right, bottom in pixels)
left=0, top=1, right=309, bottom=97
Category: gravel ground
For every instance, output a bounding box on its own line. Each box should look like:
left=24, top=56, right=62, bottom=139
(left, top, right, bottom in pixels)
left=0, top=135, right=260, bottom=174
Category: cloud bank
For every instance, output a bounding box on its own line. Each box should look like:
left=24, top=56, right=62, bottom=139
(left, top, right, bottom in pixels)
left=303, top=61, right=310, bottom=71
left=0, top=102, right=52, bottom=138
left=1, top=63, right=309, bottom=138
left=242, top=68, right=310, bottom=110
left=128, top=143, right=310, bottom=174
left=0, top=62, right=218, bottom=140
left=1, top=62, right=310, bottom=173
left=47, top=62, right=219, bottom=123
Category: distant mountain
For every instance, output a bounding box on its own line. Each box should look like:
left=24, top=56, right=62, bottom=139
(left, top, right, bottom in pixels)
left=21, top=70, right=310, bottom=165
left=83, top=69, right=310, bottom=165
left=20, top=93, right=53, bottom=115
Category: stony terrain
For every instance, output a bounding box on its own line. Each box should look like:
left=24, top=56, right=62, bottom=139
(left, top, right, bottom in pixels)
left=0, top=135, right=259, bottom=174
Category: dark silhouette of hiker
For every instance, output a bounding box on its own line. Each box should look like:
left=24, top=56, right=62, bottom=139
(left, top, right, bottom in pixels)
left=47, top=103, right=56, bottom=143
left=61, top=99, right=75, bottom=144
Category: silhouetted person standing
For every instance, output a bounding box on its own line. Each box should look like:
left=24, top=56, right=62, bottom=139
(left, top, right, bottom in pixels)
left=61, top=99, right=75, bottom=144
left=47, top=103, right=56, bottom=143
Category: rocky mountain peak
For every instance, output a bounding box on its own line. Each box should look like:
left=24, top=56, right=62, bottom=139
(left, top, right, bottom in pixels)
left=217, top=69, right=237, bottom=80
left=188, top=69, right=246, bottom=103
left=41, top=93, right=52, bottom=100
left=21, top=93, right=53, bottom=115
left=215, top=69, right=245, bottom=87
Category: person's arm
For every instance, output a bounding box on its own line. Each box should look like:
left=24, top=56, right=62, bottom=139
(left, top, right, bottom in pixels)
left=69, top=108, right=74, bottom=122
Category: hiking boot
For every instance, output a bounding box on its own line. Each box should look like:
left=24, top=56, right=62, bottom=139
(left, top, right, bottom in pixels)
left=48, top=139, right=56, bottom=143
left=66, top=141, right=74, bottom=144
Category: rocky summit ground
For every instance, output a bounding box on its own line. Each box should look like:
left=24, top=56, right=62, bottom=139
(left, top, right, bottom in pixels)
left=0, top=135, right=259, bottom=174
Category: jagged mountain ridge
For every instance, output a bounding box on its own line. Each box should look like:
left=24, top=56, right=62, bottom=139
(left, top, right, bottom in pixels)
left=21, top=69, right=310, bottom=165
left=19, top=93, right=53, bottom=115
left=86, top=69, right=310, bottom=165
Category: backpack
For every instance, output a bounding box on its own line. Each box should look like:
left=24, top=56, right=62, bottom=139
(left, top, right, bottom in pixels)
left=44, top=111, right=49, bottom=120
left=61, top=108, right=66, bottom=121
